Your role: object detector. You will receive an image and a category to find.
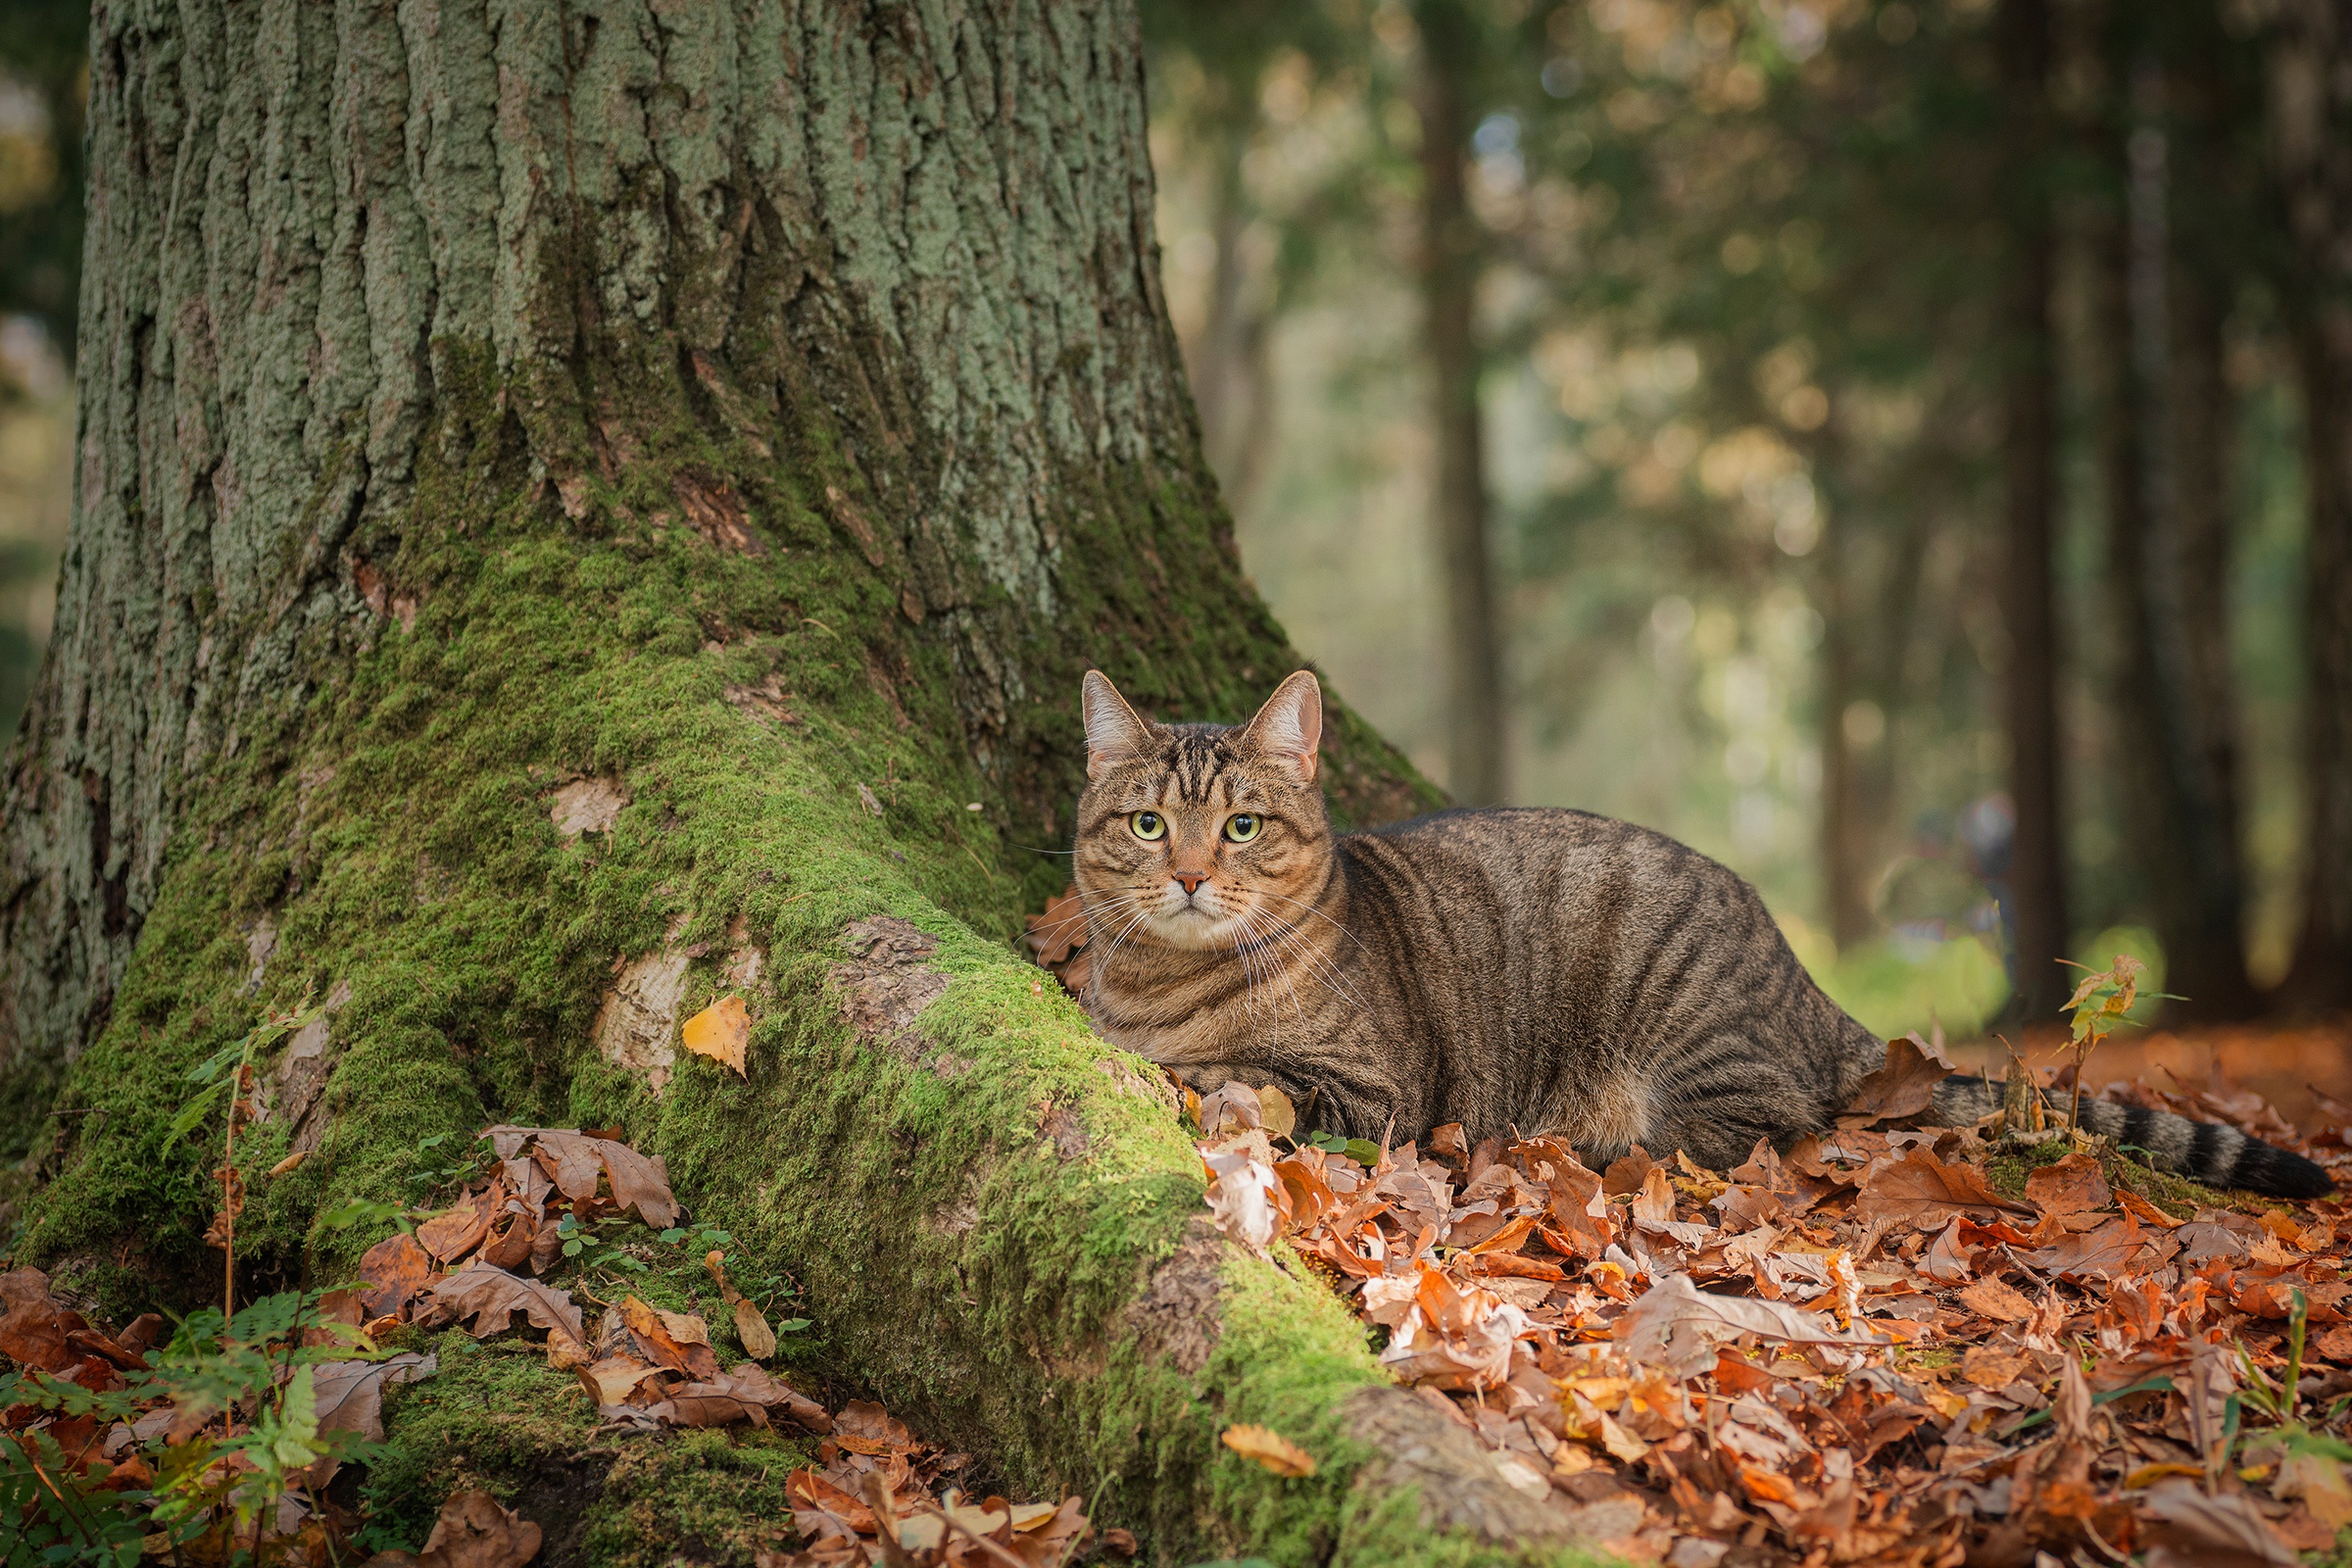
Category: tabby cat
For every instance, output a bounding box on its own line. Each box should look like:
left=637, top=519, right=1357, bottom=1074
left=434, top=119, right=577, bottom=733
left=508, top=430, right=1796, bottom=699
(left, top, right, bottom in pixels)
left=1072, top=669, right=2333, bottom=1200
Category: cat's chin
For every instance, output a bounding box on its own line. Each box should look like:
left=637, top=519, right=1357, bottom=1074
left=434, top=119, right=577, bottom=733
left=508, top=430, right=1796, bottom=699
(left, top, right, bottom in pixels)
left=1145, top=907, right=1249, bottom=951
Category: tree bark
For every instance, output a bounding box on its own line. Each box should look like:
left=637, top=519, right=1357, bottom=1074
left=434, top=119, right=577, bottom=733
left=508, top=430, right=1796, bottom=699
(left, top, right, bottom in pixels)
left=2270, top=0, right=2352, bottom=1013
left=0, top=4, right=1597, bottom=1563
left=1996, top=0, right=2070, bottom=1017
left=1414, top=0, right=1504, bottom=806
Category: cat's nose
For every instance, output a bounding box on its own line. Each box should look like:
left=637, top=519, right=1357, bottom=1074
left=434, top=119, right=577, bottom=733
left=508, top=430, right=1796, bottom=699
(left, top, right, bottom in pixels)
left=1172, top=871, right=1207, bottom=895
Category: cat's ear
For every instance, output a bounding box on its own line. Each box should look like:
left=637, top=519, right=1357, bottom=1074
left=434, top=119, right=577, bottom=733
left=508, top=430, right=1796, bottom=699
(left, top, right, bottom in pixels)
left=1236, top=670, right=1322, bottom=784
left=1082, top=670, right=1152, bottom=779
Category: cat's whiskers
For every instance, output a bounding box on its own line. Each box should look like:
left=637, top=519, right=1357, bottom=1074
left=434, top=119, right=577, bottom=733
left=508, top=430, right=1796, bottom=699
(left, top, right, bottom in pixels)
left=1245, top=887, right=1375, bottom=962
left=1082, top=894, right=1162, bottom=1005
left=1233, top=898, right=1364, bottom=1015
left=1230, top=905, right=1312, bottom=1032
left=1231, top=900, right=1348, bottom=1030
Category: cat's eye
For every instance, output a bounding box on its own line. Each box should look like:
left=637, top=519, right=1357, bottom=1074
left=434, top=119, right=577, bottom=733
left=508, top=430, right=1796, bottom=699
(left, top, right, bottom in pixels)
left=1130, top=810, right=1166, bottom=841
left=1223, top=812, right=1263, bottom=843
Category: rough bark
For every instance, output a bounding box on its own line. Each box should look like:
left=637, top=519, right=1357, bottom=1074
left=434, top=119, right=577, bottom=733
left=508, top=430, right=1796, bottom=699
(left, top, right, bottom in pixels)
left=0, top=3, right=1605, bottom=1563
left=2270, top=0, right=2352, bottom=1012
left=1414, top=0, right=1504, bottom=807
left=1996, top=0, right=2070, bottom=1016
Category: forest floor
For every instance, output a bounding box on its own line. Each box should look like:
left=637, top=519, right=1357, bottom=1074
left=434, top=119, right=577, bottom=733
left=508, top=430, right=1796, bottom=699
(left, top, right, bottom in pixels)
left=9, top=936, right=2352, bottom=1567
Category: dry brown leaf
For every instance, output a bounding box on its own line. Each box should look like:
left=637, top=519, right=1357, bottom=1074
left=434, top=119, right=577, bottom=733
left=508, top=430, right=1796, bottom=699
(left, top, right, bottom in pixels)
left=360, top=1232, right=438, bottom=1320
left=1256, top=1084, right=1298, bottom=1140
left=416, top=1188, right=500, bottom=1263
left=313, top=1353, right=437, bottom=1443
left=1221, top=1423, right=1317, bottom=1477
left=0, top=1267, right=74, bottom=1372
left=577, top=1354, right=664, bottom=1407
left=1956, top=1277, right=2036, bottom=1323
left=618, top=1294, right=719, bottom=1378
left=2025, top=1152, right=2111, bottom=1218
left=1839, top=1032, right=1956, bottom=1125
left=418, top=1264, right=585, bottom=1344
left=1616, top=1273, right=1886, bottom=1378
left=2276, top=1448, right=2352, bottom=1530
left=733, top=1297, right=777, bottom=1360
left=682, top=995, right=750, bottom=1077
left=418, top=1489, right=543, bottom=1568
left=2116, top=1189, right=2186, bottom=1230
left=2137, top=1477, right=2298, bottom=1567
left=1023, top=885, right=1088, bottom=966
left=1854, top=1149, right=2028, bottom=1228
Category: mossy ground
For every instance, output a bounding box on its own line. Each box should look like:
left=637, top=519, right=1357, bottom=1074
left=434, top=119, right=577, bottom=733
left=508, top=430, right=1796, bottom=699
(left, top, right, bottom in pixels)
left=0, top=345, right=1558, bottom=1567
left=1982, top=1133, right=2290, bottom=1219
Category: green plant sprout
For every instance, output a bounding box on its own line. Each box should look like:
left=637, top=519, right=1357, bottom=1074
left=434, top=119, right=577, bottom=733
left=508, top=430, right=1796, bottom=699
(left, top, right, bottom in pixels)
left=2055, top=955, right=2180, bottom=1135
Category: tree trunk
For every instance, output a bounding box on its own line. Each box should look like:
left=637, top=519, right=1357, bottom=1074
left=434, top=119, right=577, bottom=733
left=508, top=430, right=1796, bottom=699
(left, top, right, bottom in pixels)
left=0, top=4, right=1605, bottom=1562
left=2157, top=16, right=2258, bottom=1018
left=2270, top=0, right=2352, bottom=1013
left=1996, top=0, right=2070, bottom=1017
left=2096, top=44, right=2255, bottom=1020
left=1414, top=0, right=1504, bottom=806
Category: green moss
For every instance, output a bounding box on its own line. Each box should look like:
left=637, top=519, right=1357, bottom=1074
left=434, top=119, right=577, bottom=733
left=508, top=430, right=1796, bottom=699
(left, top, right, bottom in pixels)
left=364, top=1332, right=815, bottom=1566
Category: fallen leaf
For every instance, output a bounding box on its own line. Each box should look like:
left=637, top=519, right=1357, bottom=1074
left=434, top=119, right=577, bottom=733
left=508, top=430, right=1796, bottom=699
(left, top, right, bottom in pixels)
left=2276, top=1448, right=2352, bottom=1530
left=2116, top=1189, right=2186, bottom=1229
left=418, top=1489, right=543, bottom=1568
left=0, top=1267, right=74, bottom=1371
left=1023, top=886, right=1089, bottom=966
left=618, top=1295, right=719, bottom=1378
left=312, top=1353, right=437, bottom=1443
left=1256, top=1084, right=1298, bottom=1140
left=682, top=996, right=750, bottom=1077
left=418, top=1264, right=585, bottom=1344
left=1616, top=1273, right=1886, bottom=1378
left=577, top=1354, right=664, bottom=1407
left=1840, top=1033, right=1956, bottom=1125
left=1221, top=1423, right=1316, bottom=1477
left=733, top=1298, right=777, bottom=1360
left=417, top=1188, right=500, bottom=1264
left=2025, top=1152, right=2111, bottom=1218
left=2137, top=1477, right=2297, bottom=1567
left=1957, top=1277, right=2036, bottom=1323
left=1855, top=1149, right=2028, bottom=1228
left=360, top=1233, right=438, bottom=1320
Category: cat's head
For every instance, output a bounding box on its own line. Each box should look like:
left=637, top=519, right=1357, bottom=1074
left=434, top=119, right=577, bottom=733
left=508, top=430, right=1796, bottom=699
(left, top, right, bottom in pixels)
left=1072, top=670, right=1334, bottom=954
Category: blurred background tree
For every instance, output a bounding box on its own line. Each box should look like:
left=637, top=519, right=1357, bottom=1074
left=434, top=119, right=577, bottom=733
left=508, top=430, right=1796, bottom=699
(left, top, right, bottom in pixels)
left=0, top=0, right=80, bottom=745
left=1144, top=0, right=2348, bottom=1036
left=1, top=0, right=2342, bottom=1040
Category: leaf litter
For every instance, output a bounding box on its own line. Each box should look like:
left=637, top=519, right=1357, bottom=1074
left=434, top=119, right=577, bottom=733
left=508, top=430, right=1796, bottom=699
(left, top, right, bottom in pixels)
left=5, top=1121, right=1117, bottom=1567
left=1013, top=913, right=2352, bottom=1567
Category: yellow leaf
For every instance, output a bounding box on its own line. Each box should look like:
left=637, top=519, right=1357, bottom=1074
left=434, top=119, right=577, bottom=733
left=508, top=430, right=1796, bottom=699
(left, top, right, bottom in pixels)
left=682, top=995, right=750, bottom=1076
left=1256, top=1085, right=1298, bottom=1140
left=1221, top=1423, right=1317, bottom=1477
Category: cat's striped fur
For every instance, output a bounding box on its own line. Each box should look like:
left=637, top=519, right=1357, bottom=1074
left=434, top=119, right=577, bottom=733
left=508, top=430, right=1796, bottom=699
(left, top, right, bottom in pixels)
left=1074, top=670, right=2333, bottom=1200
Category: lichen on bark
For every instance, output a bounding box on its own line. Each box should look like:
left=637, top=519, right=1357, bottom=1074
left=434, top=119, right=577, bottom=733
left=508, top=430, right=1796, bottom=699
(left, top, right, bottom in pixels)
left=0, top=3, right=1596, bottom=1564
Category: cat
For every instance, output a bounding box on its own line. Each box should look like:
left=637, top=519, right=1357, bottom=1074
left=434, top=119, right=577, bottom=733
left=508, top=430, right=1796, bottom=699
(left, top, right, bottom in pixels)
left=1071, top=668, right=2334, bottom=1200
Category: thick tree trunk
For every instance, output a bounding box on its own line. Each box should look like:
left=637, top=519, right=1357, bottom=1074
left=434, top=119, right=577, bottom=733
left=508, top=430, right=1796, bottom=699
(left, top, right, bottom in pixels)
left=2271, top=1, right=2352, bottom=1013
left=1414, top=0, right=1504, bottom=807
left=0, top=4, right=1599, bottom=1563
left=1996, top=0, right=2070, bottom=1017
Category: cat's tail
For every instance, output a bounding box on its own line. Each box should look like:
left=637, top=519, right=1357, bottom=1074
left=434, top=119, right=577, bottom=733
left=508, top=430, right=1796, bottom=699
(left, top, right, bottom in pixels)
left=1927, top=1075, right=2336, bottom=1200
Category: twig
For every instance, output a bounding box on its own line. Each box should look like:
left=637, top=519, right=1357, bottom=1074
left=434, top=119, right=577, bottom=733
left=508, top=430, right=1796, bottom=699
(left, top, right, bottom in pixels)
left=905, top=1498, right=1032, bottom=1568
left=862, top=1472, right=914, bottom=1568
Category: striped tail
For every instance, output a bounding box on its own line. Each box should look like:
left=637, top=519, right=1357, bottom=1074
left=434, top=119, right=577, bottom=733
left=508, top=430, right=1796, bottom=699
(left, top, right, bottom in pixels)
left=1928, top=1075, right=2335, bottom=1200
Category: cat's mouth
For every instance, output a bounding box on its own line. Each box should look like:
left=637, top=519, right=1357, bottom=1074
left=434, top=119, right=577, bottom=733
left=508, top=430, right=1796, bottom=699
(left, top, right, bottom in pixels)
left=1144, top=886, right=1249, bottom=950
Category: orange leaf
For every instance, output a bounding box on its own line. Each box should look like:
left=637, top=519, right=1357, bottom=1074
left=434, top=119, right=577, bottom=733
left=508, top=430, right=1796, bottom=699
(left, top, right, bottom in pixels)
left=682, top=995, right=750, bottom=1077
left=1221, top=1423, right=1317, bottom=1477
